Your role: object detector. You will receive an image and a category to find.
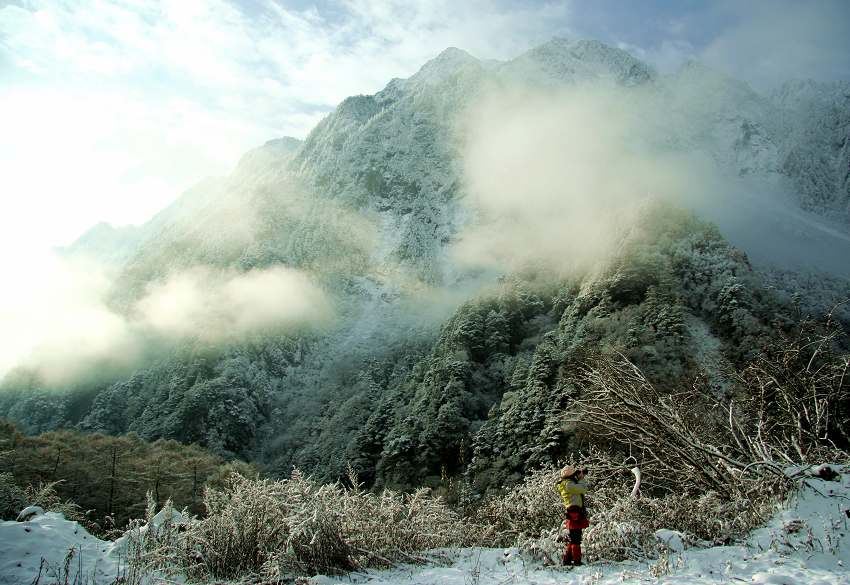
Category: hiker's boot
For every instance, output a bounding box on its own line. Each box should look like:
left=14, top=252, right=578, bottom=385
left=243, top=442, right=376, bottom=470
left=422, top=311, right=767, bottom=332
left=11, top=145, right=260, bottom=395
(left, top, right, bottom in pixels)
left=561, top=545, right=573, bottom=566
left=571, top=544, right=583, bottom=566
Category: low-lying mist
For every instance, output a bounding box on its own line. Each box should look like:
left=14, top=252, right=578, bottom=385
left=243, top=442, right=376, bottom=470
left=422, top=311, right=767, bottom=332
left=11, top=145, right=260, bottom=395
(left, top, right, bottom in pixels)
left=0, top=254, right=333, bottom=388
left=136, top=265, right=333, bottom=340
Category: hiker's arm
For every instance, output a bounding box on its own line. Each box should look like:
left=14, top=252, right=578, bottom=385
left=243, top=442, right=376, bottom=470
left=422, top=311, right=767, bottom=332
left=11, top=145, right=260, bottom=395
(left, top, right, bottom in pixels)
left=565, top=483, right=586, bottom=496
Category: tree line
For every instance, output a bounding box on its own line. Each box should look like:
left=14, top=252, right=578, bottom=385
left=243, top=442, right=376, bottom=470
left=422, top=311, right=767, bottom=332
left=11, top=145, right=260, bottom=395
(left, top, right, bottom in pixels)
left=0, top=421, right=255, bottom=532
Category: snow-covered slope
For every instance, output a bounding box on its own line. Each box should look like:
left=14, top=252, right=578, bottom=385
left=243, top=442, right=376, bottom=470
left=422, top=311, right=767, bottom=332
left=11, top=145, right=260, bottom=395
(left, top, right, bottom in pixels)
left=316, top=468, right=850, bottom=585
left=3, top=468, right=848, bottom=585
left=68, top=39, right=849, bottom=289
left=771, top=80, right=850, bottom=215
left=0, top=506, right=183, bottom=585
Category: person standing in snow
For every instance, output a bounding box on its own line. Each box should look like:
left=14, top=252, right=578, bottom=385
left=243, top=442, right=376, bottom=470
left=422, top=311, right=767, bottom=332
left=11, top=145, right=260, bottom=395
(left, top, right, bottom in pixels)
left=556, top=465, right=589, bottom=566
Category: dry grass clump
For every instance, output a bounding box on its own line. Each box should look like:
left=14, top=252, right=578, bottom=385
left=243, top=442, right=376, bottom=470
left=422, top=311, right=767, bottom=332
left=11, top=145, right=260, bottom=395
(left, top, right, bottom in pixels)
left=0, top=471, right=29, bottom=520
left=180, top=473, right=290, bottom=579
left=131, top=468, right=467, bottom=581
left=260, top=468, right=467, bottom=578
left=0, top=474, right=90, bottom=528
left=471, top=466, right=569, bottom=548
left=119, top=494, right=187, bottom=584
left=580, top=485, right=776, bottom=562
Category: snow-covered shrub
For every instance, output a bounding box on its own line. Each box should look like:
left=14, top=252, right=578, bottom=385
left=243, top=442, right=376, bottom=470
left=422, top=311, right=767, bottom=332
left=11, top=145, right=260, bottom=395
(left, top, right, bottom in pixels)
left=121, top=493, right=187, bottom=582
left=470, top=466, right=565, bottom=547
left=732, top=319, right=850, bottom=460
left=567, top=333, right=849, bottom=500
left=179, top=473, right=291, bottom=579
left=0, top=476, right=87, bottom=526
left=579, top=486, right=775, bottom=562
left=262, top=468, right=467, bottom=578
left=158, top=468, right=466, bottom=581
left=261, top=471, right=357, bottom=577
left=21, top=482, right=87, bottom=526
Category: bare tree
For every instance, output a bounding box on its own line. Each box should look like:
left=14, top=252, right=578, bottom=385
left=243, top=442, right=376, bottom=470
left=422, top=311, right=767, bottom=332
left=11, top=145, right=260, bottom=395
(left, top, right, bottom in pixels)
left=567, top=322, right=849, bottom=498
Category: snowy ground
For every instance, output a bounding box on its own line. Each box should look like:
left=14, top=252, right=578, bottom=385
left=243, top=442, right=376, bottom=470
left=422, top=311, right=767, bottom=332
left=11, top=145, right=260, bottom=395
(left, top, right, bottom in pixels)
left=0, top=507, right=175, bottom=585
left=2, top=468, right=848, bottom=585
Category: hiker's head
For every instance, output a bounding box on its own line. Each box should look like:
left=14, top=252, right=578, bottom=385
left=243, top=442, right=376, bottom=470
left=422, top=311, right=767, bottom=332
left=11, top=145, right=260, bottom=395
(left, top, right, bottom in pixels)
left=560, top=466, right=587, bottom=480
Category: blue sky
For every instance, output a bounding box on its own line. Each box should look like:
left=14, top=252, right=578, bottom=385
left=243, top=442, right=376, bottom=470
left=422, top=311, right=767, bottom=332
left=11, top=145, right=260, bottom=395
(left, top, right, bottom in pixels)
left=0, top=0, right=848, bottom=251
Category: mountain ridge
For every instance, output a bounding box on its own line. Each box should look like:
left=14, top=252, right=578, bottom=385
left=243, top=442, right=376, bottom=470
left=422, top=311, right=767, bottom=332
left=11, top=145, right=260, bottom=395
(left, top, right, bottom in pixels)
left=2, top=38, right=848, bottom=492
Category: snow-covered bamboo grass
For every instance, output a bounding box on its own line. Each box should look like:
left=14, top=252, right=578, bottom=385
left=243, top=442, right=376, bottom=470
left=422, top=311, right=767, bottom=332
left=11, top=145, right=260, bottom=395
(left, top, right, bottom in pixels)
left=123, top=449, right=806, bottom=581
left=125, top=467, right=471, bottom=581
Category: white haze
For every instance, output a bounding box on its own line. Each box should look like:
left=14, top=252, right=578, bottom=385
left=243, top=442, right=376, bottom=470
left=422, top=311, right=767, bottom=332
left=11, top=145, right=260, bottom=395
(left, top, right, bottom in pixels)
left=0, top=257, right=332, bottom=386
left=456, top=77, right=850, bottom=280
left=0, top=145, right=362, bottom=387
left=455, top=82, right=720, bottom=275
left=136, top=265, right=332, bottom=341
left=0, top=253, right=140, bottom=386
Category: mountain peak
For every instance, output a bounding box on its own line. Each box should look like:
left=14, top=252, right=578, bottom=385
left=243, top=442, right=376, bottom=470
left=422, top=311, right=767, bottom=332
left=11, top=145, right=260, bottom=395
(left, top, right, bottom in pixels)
left=505, top=37, right=655, bottom=86
left=63, top=221, right=142, bottom=264
left=409, top=46, right=480, bottom=86
left=430, top=47, right=478, bottom=69
left=529, top=36, right=572, bottom=51
left=264, top=136, right=303, bottom=153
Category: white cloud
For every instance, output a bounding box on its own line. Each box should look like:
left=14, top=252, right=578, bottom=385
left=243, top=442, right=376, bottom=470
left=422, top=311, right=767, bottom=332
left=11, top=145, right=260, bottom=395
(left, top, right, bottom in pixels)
left=136, top=265, right=333, bottom=341
left=0, top=0, right=572, bottom=257
left=0, top=253, right=333, bottom=385
left=454, top=81, right=719, bottom=276
left=1, top=1, right=574, bottom=141
left=0, top=253, right=140, bottom=385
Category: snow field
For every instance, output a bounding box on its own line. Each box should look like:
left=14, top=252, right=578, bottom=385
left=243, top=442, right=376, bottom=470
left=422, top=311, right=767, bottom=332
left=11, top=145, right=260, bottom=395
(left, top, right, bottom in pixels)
left=0, top=507, right=180, bottom=585
left=1, top=468, right=848, bottom=585
left=0, top=512, right=121, bottom=584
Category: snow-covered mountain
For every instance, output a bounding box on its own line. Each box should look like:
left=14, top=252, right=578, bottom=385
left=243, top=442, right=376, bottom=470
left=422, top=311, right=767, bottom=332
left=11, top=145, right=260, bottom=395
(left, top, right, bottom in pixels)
left=1, top=39, right=848, bottom=489
left=70, top=38, right=850, bottom=289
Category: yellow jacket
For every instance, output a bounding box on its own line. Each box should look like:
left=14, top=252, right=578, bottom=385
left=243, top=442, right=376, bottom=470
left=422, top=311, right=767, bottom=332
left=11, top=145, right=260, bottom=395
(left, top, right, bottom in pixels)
left=557, top=478, right=587, bottom=509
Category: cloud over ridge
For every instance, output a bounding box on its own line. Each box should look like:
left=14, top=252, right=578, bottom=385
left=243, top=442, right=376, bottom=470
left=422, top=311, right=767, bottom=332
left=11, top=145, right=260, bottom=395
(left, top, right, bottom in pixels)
left=1, top=258, right=332, bottom=386
left=454, top=80, right=718, bottom=275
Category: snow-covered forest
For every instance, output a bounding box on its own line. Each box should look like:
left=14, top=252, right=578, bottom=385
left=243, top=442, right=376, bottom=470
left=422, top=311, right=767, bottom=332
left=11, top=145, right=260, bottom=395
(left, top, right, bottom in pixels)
left=1, top=33, right=849, bottom=585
